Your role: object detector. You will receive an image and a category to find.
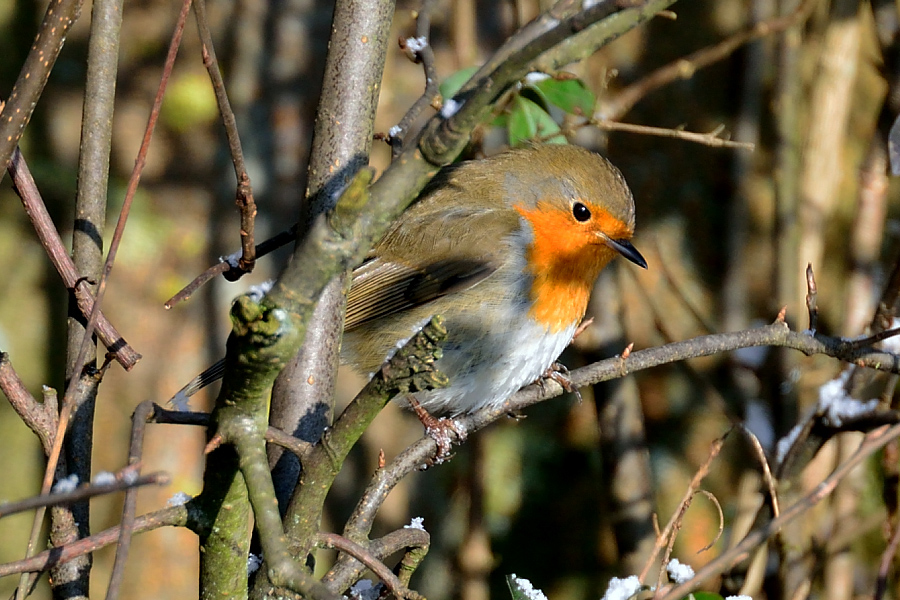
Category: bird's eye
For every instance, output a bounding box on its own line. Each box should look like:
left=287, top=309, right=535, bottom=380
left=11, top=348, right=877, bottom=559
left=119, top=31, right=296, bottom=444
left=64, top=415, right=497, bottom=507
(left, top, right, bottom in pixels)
left=572, top=202, right=591, bottom=222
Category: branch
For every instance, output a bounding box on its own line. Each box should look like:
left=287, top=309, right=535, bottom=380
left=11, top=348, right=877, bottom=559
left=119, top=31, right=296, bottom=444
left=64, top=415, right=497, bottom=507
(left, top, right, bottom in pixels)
left=0, top=472, right=168, bottom=519
left=640, top=435, right=726, bottom=585
left=61, top=0, right=126, bottom=576
left=194, top=0, right=257, bottom=273
left=105, top=401, right=155, bottom=600
left=0, top=0, right=85, bottom=183
left=659, top=422, right=900, bottom=600
left=8, top=147, right=140, bottom=370
left=166, top=0, right=673, bottom=309
left=165, top=226, right=297, bottom=307
left=591, top=120, right=756, bottom=150
left=316, top=533, right=424, bottom=600
left=263, top=0, right=399, bottom=549
left=283, top=316, right=447, bottom=558
left=418, top=0, right=668, bottom=164
left=337, top=317, right=900, bottom=547
left=601, top=0, right=818, bottom=121
left=324, top=525, right=431, bottom=591
left=0, top=505, right=190, bottom=577
left=0, top=353, right=57, bottom=455
left=388, top=0, right=441, bottom=156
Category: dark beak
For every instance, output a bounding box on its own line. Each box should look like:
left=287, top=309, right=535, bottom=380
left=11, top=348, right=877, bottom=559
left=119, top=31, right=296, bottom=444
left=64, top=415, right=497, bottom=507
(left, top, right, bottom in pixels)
left=608, top=238, right=647, bottom=269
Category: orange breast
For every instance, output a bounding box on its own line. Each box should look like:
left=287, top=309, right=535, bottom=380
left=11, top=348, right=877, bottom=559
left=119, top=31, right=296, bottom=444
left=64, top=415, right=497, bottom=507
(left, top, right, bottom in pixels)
left=515, top=202, right=626, bottom=332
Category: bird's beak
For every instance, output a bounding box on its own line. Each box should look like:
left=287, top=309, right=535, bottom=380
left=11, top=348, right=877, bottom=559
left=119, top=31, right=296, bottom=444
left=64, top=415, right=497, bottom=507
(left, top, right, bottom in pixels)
left=604, top=237, right=647, bottom=269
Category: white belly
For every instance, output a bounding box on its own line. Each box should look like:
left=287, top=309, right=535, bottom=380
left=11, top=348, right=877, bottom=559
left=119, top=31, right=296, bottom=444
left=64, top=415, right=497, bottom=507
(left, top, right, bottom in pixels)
left=411, top=301, right=578, bottom=416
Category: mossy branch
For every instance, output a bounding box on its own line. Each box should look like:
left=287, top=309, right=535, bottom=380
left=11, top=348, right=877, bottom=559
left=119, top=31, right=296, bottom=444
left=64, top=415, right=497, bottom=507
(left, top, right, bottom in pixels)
left=284, top=316, right=447, bottom=559
left=197, top=295, right=304, bottom=600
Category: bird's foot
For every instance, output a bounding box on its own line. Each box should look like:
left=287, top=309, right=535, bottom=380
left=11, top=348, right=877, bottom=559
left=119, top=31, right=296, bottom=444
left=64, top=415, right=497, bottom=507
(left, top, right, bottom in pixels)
left=408, top=396, right=467, bottom=464
left=538, top=362, right=583, bottom=402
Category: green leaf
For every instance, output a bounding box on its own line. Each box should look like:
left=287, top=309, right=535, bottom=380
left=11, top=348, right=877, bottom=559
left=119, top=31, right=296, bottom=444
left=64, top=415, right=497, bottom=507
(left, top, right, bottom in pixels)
left=439, top=66, right=479, bottom=99
left=508, top=96, right=566, bottom=147
left=531, top=77, right=596, bottom=116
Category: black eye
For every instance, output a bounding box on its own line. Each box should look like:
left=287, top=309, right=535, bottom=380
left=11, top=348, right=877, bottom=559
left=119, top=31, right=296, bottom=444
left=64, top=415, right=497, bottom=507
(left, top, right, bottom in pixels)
left=572, top=202, right=591, bottom=222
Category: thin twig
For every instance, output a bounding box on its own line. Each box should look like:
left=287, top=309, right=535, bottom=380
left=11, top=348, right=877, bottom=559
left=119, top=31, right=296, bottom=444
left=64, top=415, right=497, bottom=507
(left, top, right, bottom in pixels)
left=695, top=490, right=725, bottom=553
left=164, top=226, right=297, bottom=308
left=659, top=422, right=900, bottom=600
left=389, top=0, right=440, bottom=156
left=0, top=0, right=85, bottom=183
left=738, top=425, right=780, bottom=518
left=8, top=148, right=140, bottom=369
left=592, top=120, right=756, bottom=150
left=0, top=353, right=57, bottom=454
left=148, top=404, right=211, bottom=426
left=152, top=396, right=312, bottom=461
left=844, top=326, right=900, bottom=351
left=194, top=0, right=257, bottom=272
left=164, top=258, right=230, bottom=308
left=806, top=263, right=819, bottom=332
left=0, top=472, right=169, bottom=519
left=105, top=401, right=154, bottom=600
left=0, top=505, right=190, bottom=577
left=316, top=533, right=424, bottom=600
left=601, top=0, right=818, bottom=120
left=875, top=516, right=900, bottom=600
left=643, top=435, right=726, bottom=586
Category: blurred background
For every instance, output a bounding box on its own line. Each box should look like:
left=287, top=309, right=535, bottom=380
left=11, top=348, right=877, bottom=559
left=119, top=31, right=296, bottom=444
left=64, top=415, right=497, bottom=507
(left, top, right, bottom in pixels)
left=1, top=0, right=898, bottom=598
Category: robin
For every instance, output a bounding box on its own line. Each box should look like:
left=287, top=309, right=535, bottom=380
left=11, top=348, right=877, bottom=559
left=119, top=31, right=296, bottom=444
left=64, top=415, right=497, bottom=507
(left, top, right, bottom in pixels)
left=342, top=144, right=646, bottom=418
left=169, top=145, right=645, bottom=424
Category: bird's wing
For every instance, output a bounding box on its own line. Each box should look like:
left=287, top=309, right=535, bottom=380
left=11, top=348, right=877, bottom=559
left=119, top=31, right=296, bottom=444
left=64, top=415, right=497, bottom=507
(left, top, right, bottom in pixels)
left=345, top=203, right=520, bottom=330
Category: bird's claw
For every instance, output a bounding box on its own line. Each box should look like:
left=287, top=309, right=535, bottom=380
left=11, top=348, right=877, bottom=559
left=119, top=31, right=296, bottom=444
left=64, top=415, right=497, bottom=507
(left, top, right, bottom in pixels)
left=408, top=396, right=467, bottom=464
left=539, top=362, right=582, bottom=402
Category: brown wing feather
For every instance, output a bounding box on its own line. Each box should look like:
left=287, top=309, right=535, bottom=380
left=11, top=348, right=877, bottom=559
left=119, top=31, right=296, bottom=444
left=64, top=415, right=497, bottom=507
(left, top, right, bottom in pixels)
left=345, top=258, right=498, bottom=329
left=345, top=188, right=520, bottom=330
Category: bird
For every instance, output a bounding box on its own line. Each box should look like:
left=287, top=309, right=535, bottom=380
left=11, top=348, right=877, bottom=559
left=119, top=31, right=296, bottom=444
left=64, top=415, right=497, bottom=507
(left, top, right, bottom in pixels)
left=168, top=145, right=646, bottom=424
left=341, top=143, right=647, bottom=418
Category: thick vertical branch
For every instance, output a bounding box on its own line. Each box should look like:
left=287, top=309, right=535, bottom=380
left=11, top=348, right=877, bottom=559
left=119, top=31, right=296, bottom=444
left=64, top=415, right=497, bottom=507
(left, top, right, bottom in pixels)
left=51, top=0, right=125, bottom=593
left=267, top=0, right=396, bottom=508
